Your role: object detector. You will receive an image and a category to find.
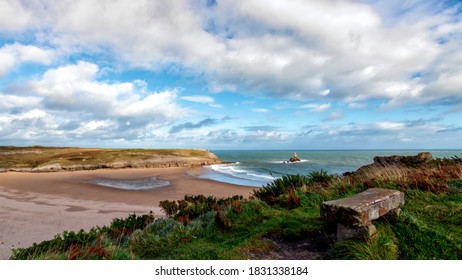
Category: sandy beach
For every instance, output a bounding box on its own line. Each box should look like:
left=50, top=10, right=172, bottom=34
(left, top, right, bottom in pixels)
left=0, top=167, right=254, bottom=259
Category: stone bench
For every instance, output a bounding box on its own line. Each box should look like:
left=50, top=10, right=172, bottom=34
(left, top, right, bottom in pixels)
left=320, top=188, right=404, bottom=241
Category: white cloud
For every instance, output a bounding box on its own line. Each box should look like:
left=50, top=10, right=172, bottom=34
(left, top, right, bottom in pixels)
left=301, top=103, right=331, bottom=113
left=206, top=0, right=461, bottom=107
left=0, top=52, right=16, bottom=77
left=209, top=103, right=223, bottom=109
left=0, top=108, right=58, bottom=142
left=20, top=109, right=47, bottom=120
left=422, top=68, right=462, bottom=102
left=181, top=95, right=215, bottom=104
left=40, top=0, right=224, bottom=68
left=28, top=61, right=189, bottom=122
left=3, top=0, right=462, bottom=109
left=0, top=43, right=54, bottom=77
left=325, top=111, right=343, bottom=121
left=181, top=95, right=224, bottom=109
left=0, top=94, right=42, bottom=110
left=75, top=120, right=115, bottom=134
left=0, top=0, right=31, bottom=31
left=348, top=102, right=367, bottom=109
left=376, top=121, right=406, bottom=130
left=252, top=108, right=269, bottom=113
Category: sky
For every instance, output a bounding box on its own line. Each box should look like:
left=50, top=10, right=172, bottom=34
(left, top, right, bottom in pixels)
left=1, top=0, right=462, bottom=150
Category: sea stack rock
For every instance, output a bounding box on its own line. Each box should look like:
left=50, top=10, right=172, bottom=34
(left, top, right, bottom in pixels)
left=288, top=152, right=301, bottom=162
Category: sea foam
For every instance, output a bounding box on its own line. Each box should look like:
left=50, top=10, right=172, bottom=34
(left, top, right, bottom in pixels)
left=93, top=177, right=170, bottom=190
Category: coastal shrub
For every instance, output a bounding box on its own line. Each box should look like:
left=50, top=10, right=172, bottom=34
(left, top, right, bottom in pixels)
left=159, top=195, right=244, bottom=223
left=109, top=212, right=155, bottom=232
left=130, top=215, right=214, bottom=259
left=253, top=174, right=310, bottom=206
left=10, top=228, right=101, bottom=260
left=66, top=244, right=111, bottom=260
left=106, top=212, right=155, bottom=243
left=220, top=199, right=270, bottom=232
left=298, top=189, right=324, bottom=208
left=307, top=169, right=336, bottom=186
left=10, top=213, right=155, bottom=260
left=159, top=200, right=178, bottom=217
left=253, top=170, right=338, bottom=208
left=433, top=156, right=462, bottom=166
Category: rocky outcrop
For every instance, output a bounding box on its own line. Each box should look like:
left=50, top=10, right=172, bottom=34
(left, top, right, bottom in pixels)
left=288, top=152, right=301, bottom=163
left=350, top=152, right=434, bottom=175
left=372, top=152, right=433, bottom=167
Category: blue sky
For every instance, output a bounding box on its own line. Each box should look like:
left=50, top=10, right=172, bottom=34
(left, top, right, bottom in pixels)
left=1, top=0, right=462, bottom=149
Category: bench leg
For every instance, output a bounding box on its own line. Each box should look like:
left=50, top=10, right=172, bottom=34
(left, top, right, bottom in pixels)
left=337, top=223, right=377, bottom=241
left=384, top=208, right=401, bottom=221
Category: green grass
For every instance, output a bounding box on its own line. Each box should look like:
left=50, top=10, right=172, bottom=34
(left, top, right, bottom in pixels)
left=10, top=159, right=462, bottom=260
left=330, top=221, right=399, bottom=260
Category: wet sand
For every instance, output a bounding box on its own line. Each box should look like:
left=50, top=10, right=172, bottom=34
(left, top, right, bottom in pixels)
left=0, top=167, right=254, bottom=259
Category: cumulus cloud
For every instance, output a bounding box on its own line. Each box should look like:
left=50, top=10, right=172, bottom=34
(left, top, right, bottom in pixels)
left=0, top=60, right=192, bottom=145
left=28, top=61, right=189, bottom=122
left=39, top=0, right=224, bottom=68
left=0, top=94, right=42, bottom=111
left=205, top=0, right=437, bottom=101
left=0, top=43, right=54, bottom=76
left=2, top=0, right=462, bottom=109
left=0, top=108, right=58, bottom=143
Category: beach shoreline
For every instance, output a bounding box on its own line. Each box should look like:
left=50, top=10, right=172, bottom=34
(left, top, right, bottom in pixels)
left=0, top=167, right=254, bottom=259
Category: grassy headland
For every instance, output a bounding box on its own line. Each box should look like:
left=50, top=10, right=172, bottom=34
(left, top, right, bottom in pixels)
left=9, top=152, right=462, bottom=260
left=0, top=146, right=222, bottom=171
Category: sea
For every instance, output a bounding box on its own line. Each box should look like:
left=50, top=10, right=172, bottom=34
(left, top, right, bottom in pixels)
left=196, top=150, right=462, bottom=187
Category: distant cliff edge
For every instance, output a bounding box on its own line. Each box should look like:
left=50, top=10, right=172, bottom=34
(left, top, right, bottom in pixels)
left=0, top=146, right=224, bottom=172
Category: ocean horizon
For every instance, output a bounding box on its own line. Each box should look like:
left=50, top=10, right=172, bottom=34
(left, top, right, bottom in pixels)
left=195, top=149, right=462, bottom=187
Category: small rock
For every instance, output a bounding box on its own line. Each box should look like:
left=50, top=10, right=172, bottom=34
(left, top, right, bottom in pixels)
left=288, top=152, right=301, bottom=162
